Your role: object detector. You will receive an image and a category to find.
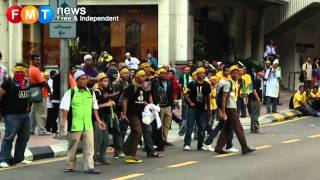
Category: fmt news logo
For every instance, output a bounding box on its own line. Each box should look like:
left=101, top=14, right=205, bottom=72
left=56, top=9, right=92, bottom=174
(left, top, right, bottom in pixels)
left=6, top=5, right=54, bottom=24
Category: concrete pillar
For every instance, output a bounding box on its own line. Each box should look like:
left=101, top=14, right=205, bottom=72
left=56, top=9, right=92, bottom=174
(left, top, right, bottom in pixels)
left=228, top=8, right=237, bottom=62
left=256, top=12, right=264, bottom=61
left=8, top=0, right=23, bottom=74
left=176, top=0, right=191, bottom=63
left=0, top=0, right=9, bottom=68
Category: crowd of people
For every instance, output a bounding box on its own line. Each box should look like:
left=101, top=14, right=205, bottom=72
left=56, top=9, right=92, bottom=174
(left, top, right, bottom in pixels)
left=0, top=49, right=289, bottom=174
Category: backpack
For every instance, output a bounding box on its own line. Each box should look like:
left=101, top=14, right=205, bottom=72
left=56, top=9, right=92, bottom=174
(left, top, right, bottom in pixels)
left=216, top=80, right=233, bottom=109
left=67, top=88, right=93, bottom=132
left=289, top=95, right=294, bottom=109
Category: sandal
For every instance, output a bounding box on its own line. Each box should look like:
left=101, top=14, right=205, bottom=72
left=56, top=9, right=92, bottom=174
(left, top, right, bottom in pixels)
left=125, top=156, right=143, bottom=164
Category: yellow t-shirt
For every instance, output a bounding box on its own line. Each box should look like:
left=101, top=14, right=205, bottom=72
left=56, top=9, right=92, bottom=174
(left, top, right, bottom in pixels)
left=217, top=71, right=231, bottom=82
left=311, top=92, right=317, bottom=99
left=303, top=92, right=311, bottom=102
left=293, top=91, right=305, bottom=109
left=210, top=88, right=217, bottom=110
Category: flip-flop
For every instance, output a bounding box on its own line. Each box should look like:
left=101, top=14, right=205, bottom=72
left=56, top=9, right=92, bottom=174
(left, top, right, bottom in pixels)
left=125, top=159, right=143, bottom=163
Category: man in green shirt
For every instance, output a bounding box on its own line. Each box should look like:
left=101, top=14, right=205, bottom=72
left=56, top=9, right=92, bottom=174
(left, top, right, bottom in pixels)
left=60, top=70, right=105, bottom=174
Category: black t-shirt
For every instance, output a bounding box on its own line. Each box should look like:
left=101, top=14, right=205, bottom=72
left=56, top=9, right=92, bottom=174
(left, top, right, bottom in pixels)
left=94, top=88, right=111, bottom=122
left=123, top=84, right=151, bottom=117
left=1, top=80, right=29, bottom=115
left=250, top=77, right=263, bottom=101
left=186, top=80, right=211, bottom=110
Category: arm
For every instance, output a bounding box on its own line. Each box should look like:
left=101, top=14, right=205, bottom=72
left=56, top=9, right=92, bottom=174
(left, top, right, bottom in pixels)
left=253, top=89, right=261, bottom=102
left=0, top=88, right=6, bottom=97
left=183, top=92, right=195, bottom=107
left=93, top=109, right=106, bottom=129
left=59, top=110, right=69, bottom=133
left=121, top=98, right=129, bottom=122
left=221, top=92, right=228, bottom=120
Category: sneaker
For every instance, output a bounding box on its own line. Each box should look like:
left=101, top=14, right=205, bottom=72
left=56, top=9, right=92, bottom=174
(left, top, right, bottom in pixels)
left=0, top=162, right=9, bottom=168
left=225, top=147, right=239, bottom=153
left=114, top=153, right=126, bottom=159
left=183, top=145, right=191, bottom=151
left=21, top=160, right=32, bottom=165
left=202, top=144, right=215, bottom=152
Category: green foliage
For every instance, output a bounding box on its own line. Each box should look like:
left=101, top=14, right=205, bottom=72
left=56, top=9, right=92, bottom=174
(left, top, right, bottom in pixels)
left=193, top=34, right=207, bottom=61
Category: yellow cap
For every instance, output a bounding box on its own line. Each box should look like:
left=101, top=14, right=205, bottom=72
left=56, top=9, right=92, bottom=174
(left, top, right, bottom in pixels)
left=196, top=67, right=206, bottom=74
left=192, top=71, right=197, bottom=78
left=140, top=62, right=151, bottom=68
left=135, top=69, right=146, bottom=77
left=210, top=76, right=217, bottom=81
left=120, top=67, right=129, bottom=74
left=157, top=67, right=167, bottom=74
left=98, top=72, right=107, bottom=81
left=42, top=71, right=49, bottom=77
left=230, top=65, right=239, bottom=72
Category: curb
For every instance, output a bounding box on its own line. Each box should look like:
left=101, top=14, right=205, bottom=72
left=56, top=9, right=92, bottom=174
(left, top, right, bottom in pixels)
left=24, top=143, right=68, bottom=161
left=263, top=110, right=303, bottom=122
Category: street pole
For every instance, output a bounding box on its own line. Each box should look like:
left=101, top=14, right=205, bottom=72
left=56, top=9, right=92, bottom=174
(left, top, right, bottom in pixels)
left=60, top=39, right=70, bottom=99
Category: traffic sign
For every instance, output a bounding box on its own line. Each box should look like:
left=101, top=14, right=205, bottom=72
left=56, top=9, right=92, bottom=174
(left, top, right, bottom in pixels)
left=49, top=0, right=77, bottom=39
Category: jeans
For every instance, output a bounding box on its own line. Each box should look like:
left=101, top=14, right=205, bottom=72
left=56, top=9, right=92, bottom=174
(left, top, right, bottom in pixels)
left=184, top=107, right=206, bottom=149
left=266, top=96, right=278, bottom=113
left=179, top=101, right=188, bottom=136
left=296, top=106, right=320, bottom=117
left=0, top=114, right=30, bottom=164
left=205, top=118, right=234, bottom=149
left=237, top=97, right=247, bottom=117
left=93, top=122, right=109, bottom=162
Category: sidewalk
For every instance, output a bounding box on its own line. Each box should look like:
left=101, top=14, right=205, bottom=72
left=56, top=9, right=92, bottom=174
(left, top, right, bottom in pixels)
left=0, top=90, right=300, bottom=161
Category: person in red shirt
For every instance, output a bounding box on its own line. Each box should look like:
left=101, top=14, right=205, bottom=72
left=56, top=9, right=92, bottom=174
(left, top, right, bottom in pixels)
left=29, top=54, right=52, bottom=136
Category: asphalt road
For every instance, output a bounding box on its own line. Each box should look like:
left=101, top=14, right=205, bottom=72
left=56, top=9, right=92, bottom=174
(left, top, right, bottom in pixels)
left=1, top=116, right=320, bottom=180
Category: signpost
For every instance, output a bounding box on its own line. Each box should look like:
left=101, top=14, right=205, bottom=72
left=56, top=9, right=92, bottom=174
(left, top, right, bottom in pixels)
left=49, top=0, right=77, bottom=101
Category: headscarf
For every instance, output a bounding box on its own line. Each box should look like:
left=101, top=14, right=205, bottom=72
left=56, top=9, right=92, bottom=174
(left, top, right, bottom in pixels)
left=13, top=64, right=27, bottom=89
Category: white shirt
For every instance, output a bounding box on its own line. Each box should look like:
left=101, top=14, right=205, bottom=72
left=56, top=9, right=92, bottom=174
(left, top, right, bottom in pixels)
left=125, top=57, right=140, bottom=70
left=47, top=79, right=53, bottom=108
left=265, top=68, right=281, bottom=98
left=59, top=88, right=99, bottom=111
left=264, top=45, right=276, bottom=58
left=302, top=62, right=313, bottom=81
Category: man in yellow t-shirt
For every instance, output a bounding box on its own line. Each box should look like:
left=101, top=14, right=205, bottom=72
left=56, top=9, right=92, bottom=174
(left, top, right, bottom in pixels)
left=310, top=86, right=320, bottom=109
left=217, top=66, right=231, bottom=82
left=293, top=85, right=320, bottom=116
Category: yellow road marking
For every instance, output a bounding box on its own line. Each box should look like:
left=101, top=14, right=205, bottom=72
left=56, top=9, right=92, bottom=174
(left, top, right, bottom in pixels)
left=286, top=111, right=294, bottom=117
left=255, top=145, right=272, bottom=150
left=0, top=155, right=82, bottom=172
left=308, top=134, right=320, bottom=138
left=282, top=139, right=301, bottom=144
left=168, top=161, right=199, bottom=168
left=272, top=113, right=285, bottom=121
left=111, top=173, right=144, bottom=180
left=262, top=117, right=307, bottom=127
left=214, top=153, right=237, bottom=158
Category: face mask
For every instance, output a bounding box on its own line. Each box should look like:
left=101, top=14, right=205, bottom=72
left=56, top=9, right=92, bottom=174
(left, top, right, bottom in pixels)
left=14, top=73, right=26, bottom=89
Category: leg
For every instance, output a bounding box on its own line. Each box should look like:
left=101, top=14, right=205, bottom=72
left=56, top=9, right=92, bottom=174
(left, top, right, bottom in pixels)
left=272, top=97, right=278, bottom=113
left=93, top=122, right=103, bottom=162
left=66, top=132, right=82, bottom=169
left=266, top=96, right=271, bottom=113
left=82, top=130, right=95, bottom=171
left=29, top=104, right=36, bottom=134
left=195, top=110, right=206, bottom=149
left=142, top=123, right=156, bottom=155
left=123, top=116, right=142, bottom=157
left=250, top=101, right=261, bottom=133
left=162, top=106, right=172, bottom=141
left=215, top=116, right=232, bottom=151
left=45, top=108, right=54, bottom=132
left=51, top=103, right=60, bottom=133
left=227, top=109, right=250, bottom=151
left=34, top=98, right=48, bottom=134
left=205, top=118, right=224, bottom=145
left=0, top=115, right=20, bottom=163
left=184, top=107, right=196, bottom=146
left=12, top=114, right=31, bottom=164
left=179, top=103, right=188, bottom=136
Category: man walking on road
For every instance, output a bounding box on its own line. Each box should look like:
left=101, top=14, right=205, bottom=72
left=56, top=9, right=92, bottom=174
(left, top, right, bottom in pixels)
left=0, top=64, right=32, bottom=168
left=215, top=65, right=255, bottom=155
left=59, top=70, right=106, bottom=174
